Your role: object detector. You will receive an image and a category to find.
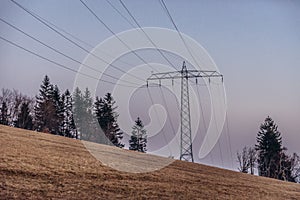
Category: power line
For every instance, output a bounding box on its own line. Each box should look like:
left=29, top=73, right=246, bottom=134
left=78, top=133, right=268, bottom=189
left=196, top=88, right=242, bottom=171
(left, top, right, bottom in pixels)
left=25, top=7, right=135, bottom=69
left=225, top=113, right=234, bottom=169
left=146, top=86, right=173, bottom=156
left=107, top=0, right=186, bottom=154
left=159, top=0, right=204, bottom=70
left=0, top=17, right=139, bottom=87
left=104, top=0, right=136, bottom=28
left=159, top=86, right=180, bottom=147
left=36, top=14, right=95, bottom=50
left=216, top=80, right=234, bottom=169
left=10, top=0, right=144, bottom=82
left=159, top=0, right=224, bottom=165
left=79, top=0, right=157, bottom=73
left=81, top=0, right=178, bottom=157
left=208, top=82, right=224, bottom=167
left=195, top=83, right=215, bottom=164
left=0, top=34, right=138, bottom=88
left=118, top=0, right=178, bottom=70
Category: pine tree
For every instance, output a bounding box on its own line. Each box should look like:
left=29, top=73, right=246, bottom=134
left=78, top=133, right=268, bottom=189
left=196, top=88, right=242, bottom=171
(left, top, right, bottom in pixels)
left=129, top=117, right=147, bottom=153
left=73, top=87, right=84, bottom=139
left=34, top=75, right=57, bottom=134
left=15, top=101, right=33, bottom=130
left=0, top=101, right=9, bottom=125
left=73, top=87, right=95, bottom=141
left=52, top=85, right=64, bottom=135
left=93, top=96, right=107, bottom=144
left=82, top=88, right=95, bottom=140
left=256, top=116, right=282, bottom=178
left=94, top=93, right=124, bottom=148
left=61, top=89, right=77, bottom=138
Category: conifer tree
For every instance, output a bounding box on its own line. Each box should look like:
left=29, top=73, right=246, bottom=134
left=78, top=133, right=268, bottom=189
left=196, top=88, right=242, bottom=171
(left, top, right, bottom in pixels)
left=34, top=75, right=57, bottom=134
left=15, top=101, right=33, bottom=130
left=61, top=89, right=77, bottom=138
left=256, top=116, right=282, bottom=178
left=94, top=93, right=124, bottom=148
left=73, top=87, right=84, bottom=139
left=52, top=85, right=64, bottom=135
left=129, top=117, right=147, bottom=153
left=73, top=87, right=95, bottom=140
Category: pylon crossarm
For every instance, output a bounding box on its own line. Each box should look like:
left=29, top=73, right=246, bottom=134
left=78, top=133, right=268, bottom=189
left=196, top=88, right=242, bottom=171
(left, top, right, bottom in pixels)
left=147, top=70, right=222, bottom=81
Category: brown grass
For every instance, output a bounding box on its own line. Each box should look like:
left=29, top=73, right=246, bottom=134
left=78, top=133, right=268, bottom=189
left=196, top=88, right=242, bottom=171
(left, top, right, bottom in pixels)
left=0, top=125, right=299, bottom=199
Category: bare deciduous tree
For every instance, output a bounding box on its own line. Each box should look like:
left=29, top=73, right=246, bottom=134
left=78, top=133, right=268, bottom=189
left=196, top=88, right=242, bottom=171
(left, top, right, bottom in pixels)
left=237, top=146, right=256, bottom=174
left=237, top=146, right=250, bottom=173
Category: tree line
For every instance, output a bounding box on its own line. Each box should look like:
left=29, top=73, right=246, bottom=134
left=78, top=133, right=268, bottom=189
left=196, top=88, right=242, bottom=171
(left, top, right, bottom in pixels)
left=0, top=75, right=147, bottom=152
left=237, top=116, right=300, bottom=183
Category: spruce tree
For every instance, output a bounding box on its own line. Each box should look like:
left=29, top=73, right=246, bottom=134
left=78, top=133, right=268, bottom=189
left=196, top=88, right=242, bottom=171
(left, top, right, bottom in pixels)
left=73, top=87, right=95, bottom=140
left=94, top=93, right=124, bottom=148
left=73, top=87, right=84, bottom=139
left=52, top=85, right=64, bottom=135
left=15, top=102, right=33, bottom=130
left=62, top=89, right=77, bottom=138
left=93, top=96, right=107, bottom=144
left=34, top=75, right=57, bottom=134
left=256, top=116, right=282, bottom=178
left=129, top=117, right=147, bottom=153
left=82, top=88, right=95, bottom=140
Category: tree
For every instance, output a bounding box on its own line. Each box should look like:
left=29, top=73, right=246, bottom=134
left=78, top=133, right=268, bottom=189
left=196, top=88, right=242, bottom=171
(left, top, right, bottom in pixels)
left=0, top=89, right=13, bottom=125
left=276, top=149, right=294, bottom=182
left=237, top=146, right=250, bottom=173
left=73, top=87, right=96, bottom=141
left=94, top=93, right=124, bottom=148
left=73, top=87, right=84, bottom=139
left=275, top=150, right=300, bottom=182
left=34, top=75, right=58, bottom=134
left=15, top=101, right=33, bottom=130
left=0, top=101, right=9, bottom=125
left=11, top=90, right=25, bottom=126
left=129, top=117, right=147, bottom=153
left=237, top=146, right=256, bottom=174
left=93, top=96, right=107, bottom=144
left=255, top=116, right=282, bottom=178
left=0, top=88, right=33, bottom=127
left=52, top=85, right=64, bottom=135
left=248, top=147, right=256, bottom=175
left=290, top=153, right=300, bottom=183
left=61, top=89, right=77, bottom=138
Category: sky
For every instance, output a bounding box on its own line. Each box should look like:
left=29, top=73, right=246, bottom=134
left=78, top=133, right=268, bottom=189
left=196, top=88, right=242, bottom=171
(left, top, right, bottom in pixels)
left=0, top=0, right=300, bottom=170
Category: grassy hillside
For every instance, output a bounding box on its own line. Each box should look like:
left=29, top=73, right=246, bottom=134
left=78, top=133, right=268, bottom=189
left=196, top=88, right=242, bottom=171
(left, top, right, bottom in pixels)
left=0, top=125, right=299, bottom=199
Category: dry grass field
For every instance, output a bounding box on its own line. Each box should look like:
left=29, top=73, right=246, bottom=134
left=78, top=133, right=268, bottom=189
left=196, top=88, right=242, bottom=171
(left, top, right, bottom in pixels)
left=1, top=125, right=300, bottom=199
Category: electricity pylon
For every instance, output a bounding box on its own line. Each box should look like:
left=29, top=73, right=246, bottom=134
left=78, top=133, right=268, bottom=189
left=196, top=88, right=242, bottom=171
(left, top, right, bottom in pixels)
left=147, top=61, right=223, bottom=162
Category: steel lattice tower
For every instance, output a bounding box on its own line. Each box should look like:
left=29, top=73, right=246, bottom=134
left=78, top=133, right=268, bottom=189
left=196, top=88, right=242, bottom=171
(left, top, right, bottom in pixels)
left=147, top=61, right=223, bottom=162
left=180, top=62, right=193, bottom=162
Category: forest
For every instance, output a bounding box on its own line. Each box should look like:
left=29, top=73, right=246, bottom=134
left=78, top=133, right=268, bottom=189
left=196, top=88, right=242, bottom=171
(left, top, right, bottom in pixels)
left=0, top=75, right=147, bottom=153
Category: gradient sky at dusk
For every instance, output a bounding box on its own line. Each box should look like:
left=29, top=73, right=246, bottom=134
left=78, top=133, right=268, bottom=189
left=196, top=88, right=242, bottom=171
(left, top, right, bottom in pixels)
left=0, top=0, right=300, bottom=169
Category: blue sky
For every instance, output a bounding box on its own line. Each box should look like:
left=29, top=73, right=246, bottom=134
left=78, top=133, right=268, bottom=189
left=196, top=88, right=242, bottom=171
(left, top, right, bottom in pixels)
left=0, top=0, right=300, bottom=169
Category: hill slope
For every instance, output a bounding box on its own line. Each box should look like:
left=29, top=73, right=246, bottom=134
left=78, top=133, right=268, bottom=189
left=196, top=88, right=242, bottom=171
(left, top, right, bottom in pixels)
left=0, top=125, right=299, bottom=199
